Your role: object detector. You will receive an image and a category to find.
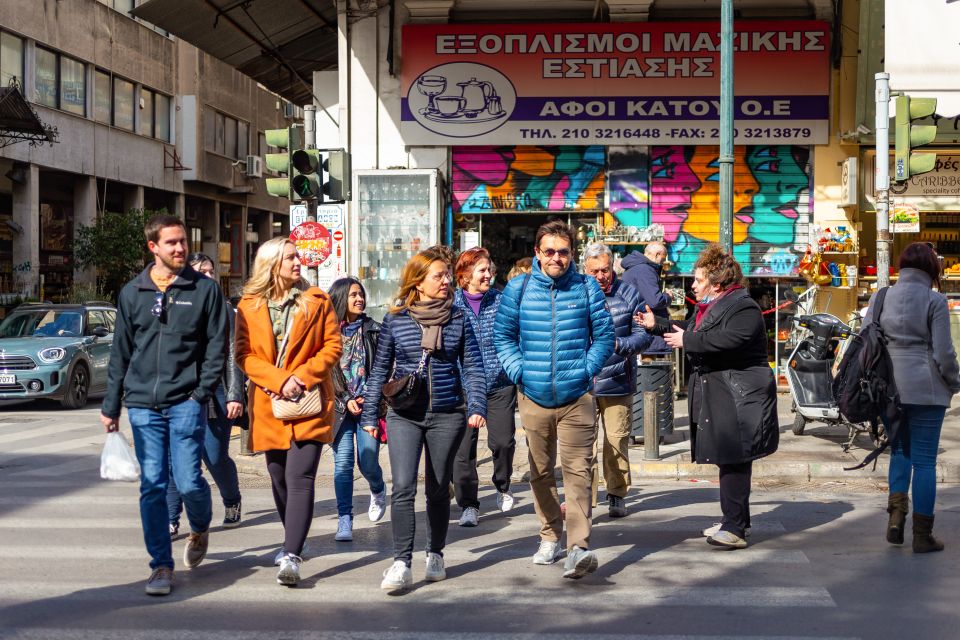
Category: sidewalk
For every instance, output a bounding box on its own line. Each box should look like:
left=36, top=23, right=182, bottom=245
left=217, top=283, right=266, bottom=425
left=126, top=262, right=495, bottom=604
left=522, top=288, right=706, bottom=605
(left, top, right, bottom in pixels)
left=231, top=394, right=960, bottom=484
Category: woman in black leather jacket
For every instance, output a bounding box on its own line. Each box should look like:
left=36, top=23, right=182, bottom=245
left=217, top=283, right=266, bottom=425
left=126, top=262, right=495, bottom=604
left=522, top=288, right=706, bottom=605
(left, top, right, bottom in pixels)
left=328, top=277, right=387, bottom=543
left=166, top=253, right=244, bottom=536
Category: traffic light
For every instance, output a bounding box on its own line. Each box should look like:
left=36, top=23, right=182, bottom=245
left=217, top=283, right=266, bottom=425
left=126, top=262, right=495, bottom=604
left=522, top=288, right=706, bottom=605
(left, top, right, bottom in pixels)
left=264, top=125, right=304, bottom=200
left=321, top=150, right=352, bottom=203
left=291, top=148, right=323, bottom=200
left=894, top=94, right=938, bottom=182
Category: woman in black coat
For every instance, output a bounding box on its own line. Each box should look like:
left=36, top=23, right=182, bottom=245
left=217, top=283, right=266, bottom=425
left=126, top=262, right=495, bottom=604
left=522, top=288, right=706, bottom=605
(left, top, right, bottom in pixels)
left=640, top=244, right=778, bottom=549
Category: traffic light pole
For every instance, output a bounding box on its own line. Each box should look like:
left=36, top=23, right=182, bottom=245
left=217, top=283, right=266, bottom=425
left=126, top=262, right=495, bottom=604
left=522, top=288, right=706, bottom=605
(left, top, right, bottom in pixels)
left=303, top=105, right=319, bottom=287
left=875, top=73, right=891, bottom=289
left=718, top=0, right=734, bottom=254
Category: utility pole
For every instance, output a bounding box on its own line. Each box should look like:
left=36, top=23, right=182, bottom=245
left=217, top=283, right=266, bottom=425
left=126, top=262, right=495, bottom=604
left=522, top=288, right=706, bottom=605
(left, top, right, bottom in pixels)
left=718, top=0, right=734, bottom=254
left=874, top=73, right=891, bottom=289
left=303, top=104, right=319, bottom=286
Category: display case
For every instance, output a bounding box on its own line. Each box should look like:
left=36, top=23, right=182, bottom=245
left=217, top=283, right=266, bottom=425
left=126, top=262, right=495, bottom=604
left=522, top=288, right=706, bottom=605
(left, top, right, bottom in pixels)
left=350, top=170, right=441, bottom=321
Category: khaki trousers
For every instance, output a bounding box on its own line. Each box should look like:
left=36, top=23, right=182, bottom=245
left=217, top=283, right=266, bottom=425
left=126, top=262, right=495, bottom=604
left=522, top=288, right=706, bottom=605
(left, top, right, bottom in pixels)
left=597, top=395, right=632, bottom=498
left=519, top=392, right=597, bottom=551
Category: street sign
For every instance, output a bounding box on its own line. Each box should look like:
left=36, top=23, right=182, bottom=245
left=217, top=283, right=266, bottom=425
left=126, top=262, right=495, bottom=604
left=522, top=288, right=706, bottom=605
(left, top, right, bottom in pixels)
left=332, top=229, right=344, bottom=242
left=290, top=221, right=332, bottom=267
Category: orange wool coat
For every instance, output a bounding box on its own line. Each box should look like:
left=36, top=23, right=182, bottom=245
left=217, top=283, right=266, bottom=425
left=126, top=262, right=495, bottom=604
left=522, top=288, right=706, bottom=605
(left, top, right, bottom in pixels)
left=235, top=287, right=342, bottom=452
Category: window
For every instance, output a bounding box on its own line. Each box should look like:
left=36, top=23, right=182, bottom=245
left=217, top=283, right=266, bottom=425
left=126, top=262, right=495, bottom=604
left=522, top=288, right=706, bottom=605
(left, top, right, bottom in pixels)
left=139, top=89, right=154, bottom=137
left=155, top=93, right=170, bottom=142
left=237, top=121, right=249, bottom=159
left=113, top=77, right=134, bottom=130
left=85, top=311, right=108, bottom=336
left=35, top=48, right=57, bottom=108
left=104, top=310, right=116, bottom=332
left=60, top=56, right=86, bottom=116
left=0, top=32, right=24, bottom=87
left=203, top=109, right=215, bottom=151
left=215, top=112, right=225, bottom=155
left=94, top=70, right=110, bottom=123
left=225, top=115, right=237, bottom=159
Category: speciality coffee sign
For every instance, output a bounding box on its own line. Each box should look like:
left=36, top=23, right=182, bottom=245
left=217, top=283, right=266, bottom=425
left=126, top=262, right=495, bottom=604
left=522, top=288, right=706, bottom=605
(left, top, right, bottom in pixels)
left=401, top=21, right=830, bottom=146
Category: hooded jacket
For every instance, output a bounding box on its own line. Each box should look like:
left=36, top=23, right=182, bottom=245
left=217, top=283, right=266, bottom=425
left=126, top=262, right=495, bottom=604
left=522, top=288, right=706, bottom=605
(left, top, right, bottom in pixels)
left=621, top=251, right=672, bottom=355
left=102, top=264, right=227, bottom=417
left=494, top=258, right=615, bottom=408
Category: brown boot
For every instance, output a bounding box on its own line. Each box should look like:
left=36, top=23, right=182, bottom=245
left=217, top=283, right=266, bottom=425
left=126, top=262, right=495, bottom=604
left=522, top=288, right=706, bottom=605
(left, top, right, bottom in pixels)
left=886, top=493, right=908, bottom=544
left=912, top=514, right=944, bottom=553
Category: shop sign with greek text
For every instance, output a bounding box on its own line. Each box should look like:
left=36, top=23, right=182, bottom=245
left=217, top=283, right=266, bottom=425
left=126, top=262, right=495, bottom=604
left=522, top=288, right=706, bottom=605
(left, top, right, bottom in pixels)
left=889, top=155, right=960, bottom=208
left=401, top=21, right=830, bottom=146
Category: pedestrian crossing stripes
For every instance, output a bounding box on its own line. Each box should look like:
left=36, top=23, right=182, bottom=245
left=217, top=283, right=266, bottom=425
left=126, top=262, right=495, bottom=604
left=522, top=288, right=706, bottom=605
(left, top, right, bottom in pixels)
left=0, top=631, right=861, bottom=640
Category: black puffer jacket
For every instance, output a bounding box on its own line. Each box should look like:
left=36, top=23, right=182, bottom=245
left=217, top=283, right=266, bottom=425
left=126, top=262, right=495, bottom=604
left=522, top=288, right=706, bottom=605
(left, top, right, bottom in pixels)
left=650, top=288, right=778, bottom=465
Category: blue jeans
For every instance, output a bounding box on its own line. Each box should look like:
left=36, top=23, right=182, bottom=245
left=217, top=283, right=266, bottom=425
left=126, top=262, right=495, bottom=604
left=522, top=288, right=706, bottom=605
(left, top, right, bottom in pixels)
left=889, top=404, right=947, bottom=517
left=331, top=412, right=385, bottom=517
left=129, top=398, right=212, bottom=570
left=167, top=388, right=241, bottom=524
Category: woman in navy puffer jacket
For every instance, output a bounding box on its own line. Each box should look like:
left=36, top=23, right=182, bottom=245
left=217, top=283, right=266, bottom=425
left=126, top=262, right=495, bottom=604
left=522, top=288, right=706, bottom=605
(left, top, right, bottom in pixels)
left=361, top=248, right=487, bottom=593
left=452, top=248, right=518, bottom=528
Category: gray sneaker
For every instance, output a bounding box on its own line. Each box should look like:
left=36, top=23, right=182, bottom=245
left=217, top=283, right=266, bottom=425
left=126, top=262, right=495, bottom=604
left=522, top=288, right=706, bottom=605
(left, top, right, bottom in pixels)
left=145, top=567, right=174, bottom=596
left=276, top=553, right=302, bottom=586
left=424, top=552, right=446, bottom=582
left=183, top=531, right=209, bottom=569
left=562, top=545, right=599, bottom=579
left=707, top=530, right=748, bottom=549
left=532, top=539, right=564, bottom=565
left=608, top=495, right=627, bottom=518
left=459, top=506, right=479, bottom=527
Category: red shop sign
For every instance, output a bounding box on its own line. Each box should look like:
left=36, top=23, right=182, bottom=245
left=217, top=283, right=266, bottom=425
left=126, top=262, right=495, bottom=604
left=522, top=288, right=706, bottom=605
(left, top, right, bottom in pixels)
left=290, top=222, right=332, bottom=267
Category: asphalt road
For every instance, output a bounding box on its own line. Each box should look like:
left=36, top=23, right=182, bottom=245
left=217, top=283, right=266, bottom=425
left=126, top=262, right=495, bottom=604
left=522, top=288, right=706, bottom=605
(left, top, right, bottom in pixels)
left=2, top=401, right=960, bottom=640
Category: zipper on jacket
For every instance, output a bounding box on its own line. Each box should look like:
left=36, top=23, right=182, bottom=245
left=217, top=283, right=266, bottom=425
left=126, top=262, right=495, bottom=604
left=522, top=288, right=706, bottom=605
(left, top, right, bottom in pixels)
left=551, top=283, right=557, bottom=405
left=152, top=290, right=164, bottom=409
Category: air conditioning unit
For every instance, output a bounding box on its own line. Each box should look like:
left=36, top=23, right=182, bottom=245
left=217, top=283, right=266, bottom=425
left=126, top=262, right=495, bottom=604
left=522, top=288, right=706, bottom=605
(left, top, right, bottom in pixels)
left=245, top=155, right=263, bottom=178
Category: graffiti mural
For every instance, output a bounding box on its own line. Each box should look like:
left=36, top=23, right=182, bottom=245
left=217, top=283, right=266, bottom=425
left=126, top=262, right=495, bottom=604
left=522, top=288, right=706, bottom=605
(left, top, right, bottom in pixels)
left=607, top=149, right=649, bottom=227
left=649, top=145, right=811, bottom=275
left=452, top=146, right=605, bottom=213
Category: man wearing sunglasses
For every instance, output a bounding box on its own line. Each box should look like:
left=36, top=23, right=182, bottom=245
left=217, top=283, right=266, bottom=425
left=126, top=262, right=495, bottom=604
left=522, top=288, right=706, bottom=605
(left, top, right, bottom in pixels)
left=100, top=214, right=227, bottom=596
left=495, top=220, right=614, bottom=580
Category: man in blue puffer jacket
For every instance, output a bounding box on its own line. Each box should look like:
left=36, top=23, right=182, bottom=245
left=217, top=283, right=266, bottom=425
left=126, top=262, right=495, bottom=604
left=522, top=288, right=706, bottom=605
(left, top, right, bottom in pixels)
left=583, top=242, right=652, bottom=519
left=495, top=220, right=614, bottom=580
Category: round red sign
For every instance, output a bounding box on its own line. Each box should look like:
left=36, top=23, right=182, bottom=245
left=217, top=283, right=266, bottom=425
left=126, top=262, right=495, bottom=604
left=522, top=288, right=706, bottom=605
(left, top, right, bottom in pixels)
left=332, top=230, right=344, bottom=242
left=290, top=222, right=332, bottom=267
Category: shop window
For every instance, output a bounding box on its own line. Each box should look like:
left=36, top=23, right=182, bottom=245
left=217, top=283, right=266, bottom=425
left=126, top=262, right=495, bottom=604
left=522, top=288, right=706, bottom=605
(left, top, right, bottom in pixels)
left=60, top=56, right=86, bottom=116
left=35, top=48, right=57, bottom=108
left=113, top=77, right=135, bottom=131
left=94, top=69, right=111, bottom=123
left=139, top=88, right=154, bottom=137
left=155, top=93, right=170, bottom=142
left=0, top=31, right=24, bottom=87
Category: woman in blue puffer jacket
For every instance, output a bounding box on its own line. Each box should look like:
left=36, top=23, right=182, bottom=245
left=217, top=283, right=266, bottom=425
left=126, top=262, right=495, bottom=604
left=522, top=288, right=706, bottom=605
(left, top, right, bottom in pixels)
left=452, top=247, right=518, bottom=528
left=361, top=248, right=487, bottom=593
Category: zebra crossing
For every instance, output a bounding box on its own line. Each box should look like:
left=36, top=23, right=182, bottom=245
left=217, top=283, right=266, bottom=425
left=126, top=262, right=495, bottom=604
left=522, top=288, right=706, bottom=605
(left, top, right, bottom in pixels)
left=0, top=405, right=879, bottom=639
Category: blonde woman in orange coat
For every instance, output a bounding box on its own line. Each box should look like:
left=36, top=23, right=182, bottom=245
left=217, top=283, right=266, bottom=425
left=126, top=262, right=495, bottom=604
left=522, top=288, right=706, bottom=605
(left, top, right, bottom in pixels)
left=235, top=237, right=342, bottom=587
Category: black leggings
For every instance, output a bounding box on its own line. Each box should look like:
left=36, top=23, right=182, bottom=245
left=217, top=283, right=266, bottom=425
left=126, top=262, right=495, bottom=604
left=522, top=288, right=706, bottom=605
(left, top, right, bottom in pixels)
left=265, top=440, right=323, bottom=556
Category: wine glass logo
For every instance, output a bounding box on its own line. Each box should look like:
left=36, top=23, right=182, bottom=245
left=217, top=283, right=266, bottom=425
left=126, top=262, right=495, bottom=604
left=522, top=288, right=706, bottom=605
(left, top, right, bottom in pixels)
left=416, top=75, right=446, bottom=114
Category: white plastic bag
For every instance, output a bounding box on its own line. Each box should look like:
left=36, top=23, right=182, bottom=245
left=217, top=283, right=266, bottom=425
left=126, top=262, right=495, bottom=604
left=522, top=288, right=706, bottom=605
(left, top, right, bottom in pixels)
left=100, top=431, right=141, bottom=482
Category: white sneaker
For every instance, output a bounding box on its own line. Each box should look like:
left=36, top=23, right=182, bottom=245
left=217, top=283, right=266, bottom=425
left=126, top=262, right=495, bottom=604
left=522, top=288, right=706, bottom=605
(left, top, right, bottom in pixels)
left=702, top=522, right=751, bottom=538
left=273, top=549, right=284, bottom=566
left=532, top=539, right=564, bottom=565
left=562, top=545, right=599, bottom=579
left=276, top=553, right=302, bottom=586
left=369, top=489, right=387, bottom=522
left=496, top=491, right=515, bottom=512
left=380, top=560, right=413, bottom=592
left=335, top=515, right=353, bottom=541
left=459, top=506, right=479, bottom=527
left=424, top=552, right=446, bottom=582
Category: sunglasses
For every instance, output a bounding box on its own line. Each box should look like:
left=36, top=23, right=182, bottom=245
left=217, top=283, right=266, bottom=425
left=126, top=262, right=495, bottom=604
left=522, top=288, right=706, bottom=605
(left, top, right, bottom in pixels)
left=539, top=247, right=571, bottom=259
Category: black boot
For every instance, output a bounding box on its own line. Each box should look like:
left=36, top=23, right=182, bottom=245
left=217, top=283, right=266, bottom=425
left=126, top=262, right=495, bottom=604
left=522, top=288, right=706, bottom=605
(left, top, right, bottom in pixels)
left=912, top=514, right=944, bottom=553
left=886, top=492, right=908, bottom=545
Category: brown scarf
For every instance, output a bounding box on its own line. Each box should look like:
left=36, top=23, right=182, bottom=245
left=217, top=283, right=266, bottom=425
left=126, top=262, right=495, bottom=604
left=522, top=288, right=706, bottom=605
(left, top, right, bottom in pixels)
left=408, top=294, right=453, bottom=352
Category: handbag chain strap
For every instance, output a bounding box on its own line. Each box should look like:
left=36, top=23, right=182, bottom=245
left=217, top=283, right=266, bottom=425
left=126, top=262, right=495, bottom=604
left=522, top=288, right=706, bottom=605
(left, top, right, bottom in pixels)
left=414, top=349, right=430, bottom=375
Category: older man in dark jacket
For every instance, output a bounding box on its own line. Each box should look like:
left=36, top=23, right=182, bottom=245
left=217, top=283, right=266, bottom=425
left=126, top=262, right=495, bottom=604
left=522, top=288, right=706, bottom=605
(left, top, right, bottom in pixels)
left=621, top=242, right=672, bottom=357
left=583, top=243, right=651, bottom=518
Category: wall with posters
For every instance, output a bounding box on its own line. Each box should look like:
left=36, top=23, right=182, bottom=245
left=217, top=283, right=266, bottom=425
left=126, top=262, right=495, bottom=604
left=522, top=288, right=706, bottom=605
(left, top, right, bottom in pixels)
left=402, top=22, right=830, bottom=147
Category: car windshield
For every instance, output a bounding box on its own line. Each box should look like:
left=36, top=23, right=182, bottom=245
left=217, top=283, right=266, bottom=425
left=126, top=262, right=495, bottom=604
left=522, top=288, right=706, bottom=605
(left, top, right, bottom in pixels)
left=0, top=311, right=84, bottom=338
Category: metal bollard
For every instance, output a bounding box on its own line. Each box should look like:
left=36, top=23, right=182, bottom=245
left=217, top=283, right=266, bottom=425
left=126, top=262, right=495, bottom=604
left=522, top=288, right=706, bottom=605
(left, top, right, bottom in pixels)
left=643, top=390, right=660, bottom=460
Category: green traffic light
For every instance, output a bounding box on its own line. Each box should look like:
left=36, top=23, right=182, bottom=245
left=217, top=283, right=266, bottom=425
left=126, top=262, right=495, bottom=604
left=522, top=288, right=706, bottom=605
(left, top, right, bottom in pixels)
left=894, top=94, right=938, bottom=182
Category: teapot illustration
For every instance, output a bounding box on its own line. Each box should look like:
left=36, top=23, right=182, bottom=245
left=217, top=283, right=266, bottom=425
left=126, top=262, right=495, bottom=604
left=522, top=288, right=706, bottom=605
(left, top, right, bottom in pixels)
left=457, top=78, right=497, bottom=116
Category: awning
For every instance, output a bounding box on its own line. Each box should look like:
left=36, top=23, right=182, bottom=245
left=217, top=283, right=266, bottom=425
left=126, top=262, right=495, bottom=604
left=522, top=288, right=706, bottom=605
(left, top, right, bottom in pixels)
left=131, top=0, right=338, bottom=105
left=0, top=81, right=57, bottom=148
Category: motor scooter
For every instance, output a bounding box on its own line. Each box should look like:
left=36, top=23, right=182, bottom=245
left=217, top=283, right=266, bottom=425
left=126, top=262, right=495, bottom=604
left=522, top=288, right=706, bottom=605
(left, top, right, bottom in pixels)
left=785, top=312, right=874, bottom=451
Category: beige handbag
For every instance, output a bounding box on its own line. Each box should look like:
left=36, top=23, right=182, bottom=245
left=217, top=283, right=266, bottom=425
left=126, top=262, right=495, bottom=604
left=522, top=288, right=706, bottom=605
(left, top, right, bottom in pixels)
left=270, top=310, right=325, bottom=421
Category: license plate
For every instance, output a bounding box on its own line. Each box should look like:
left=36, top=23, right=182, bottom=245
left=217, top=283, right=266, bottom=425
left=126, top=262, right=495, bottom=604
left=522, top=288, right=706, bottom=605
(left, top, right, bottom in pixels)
left=0, top=374, right=14, bottom=384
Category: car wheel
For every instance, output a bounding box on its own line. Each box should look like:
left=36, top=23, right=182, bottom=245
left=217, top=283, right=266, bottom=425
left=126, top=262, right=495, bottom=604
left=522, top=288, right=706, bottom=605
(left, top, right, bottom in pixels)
left=61, top=362, right=89, bottom=409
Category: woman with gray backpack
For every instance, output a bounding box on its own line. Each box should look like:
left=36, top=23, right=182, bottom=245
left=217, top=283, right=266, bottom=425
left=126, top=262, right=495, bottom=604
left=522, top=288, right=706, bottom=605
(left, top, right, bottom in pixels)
left=864, top=242, right=960, bottom=552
